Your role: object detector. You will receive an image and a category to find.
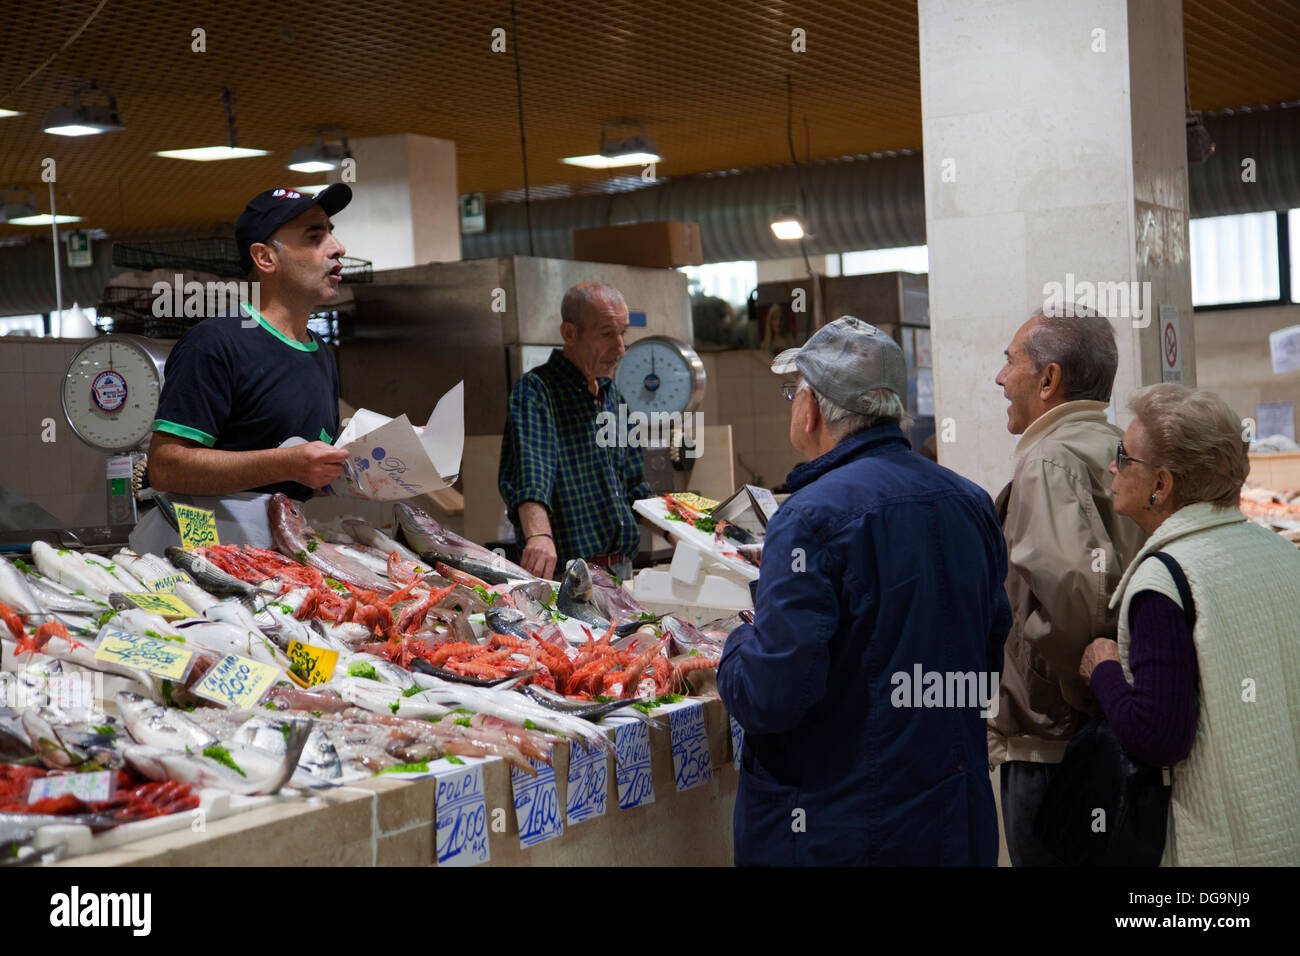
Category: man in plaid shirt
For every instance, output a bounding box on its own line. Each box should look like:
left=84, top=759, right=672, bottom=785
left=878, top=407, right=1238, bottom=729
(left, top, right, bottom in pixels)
left=499, top=281, right=652, bottom=581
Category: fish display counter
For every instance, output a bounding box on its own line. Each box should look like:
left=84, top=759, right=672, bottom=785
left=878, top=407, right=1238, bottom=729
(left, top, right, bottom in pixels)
left=0, top=495, right=740, bottom=867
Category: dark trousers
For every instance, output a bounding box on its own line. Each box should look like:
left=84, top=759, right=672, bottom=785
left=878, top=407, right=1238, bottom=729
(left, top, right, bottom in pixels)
left=1000, top=760, right=1067, bottom=866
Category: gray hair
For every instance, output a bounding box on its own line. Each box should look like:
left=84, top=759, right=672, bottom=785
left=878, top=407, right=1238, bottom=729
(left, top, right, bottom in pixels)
left=804, top=383, right=906, bottom=439
left=1024, top=307, right=1118, bottom=402
left=561, top=281, right=626, bottom=330
left=1129, top=384, right=1250, bottom=510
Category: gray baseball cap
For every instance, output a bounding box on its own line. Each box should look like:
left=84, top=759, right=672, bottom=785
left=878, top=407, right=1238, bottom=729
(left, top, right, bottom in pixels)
left=770, top=316, right=908, bottom=412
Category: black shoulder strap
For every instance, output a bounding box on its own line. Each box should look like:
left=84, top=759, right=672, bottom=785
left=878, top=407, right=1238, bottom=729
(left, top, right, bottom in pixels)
left=1140, top=551, right=1197, bottom=631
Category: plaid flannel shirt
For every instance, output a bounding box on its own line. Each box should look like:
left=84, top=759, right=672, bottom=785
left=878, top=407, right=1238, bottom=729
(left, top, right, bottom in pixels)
left=499, top=349, right=651, bottom=568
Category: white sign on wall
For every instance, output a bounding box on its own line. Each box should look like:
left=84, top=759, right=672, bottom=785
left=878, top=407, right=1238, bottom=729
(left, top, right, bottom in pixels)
left=1158, top=304, right=1182, bottom=383
left=1269, top=325, right=1300, bottom=376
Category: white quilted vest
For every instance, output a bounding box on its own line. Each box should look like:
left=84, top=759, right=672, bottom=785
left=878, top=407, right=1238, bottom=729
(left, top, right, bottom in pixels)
left=1111, top=502, right=1300, bottom=866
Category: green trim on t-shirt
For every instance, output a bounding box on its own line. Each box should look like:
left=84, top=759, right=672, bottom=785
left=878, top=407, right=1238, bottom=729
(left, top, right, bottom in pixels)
left=153, top=419, right=217, bottom=447
left=241, top=302, right=318, bottom=352
left=319, top=427, right=333, bottom=443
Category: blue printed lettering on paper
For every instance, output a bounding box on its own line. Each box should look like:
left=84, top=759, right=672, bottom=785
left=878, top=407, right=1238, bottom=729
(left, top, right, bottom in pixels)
left=510, top=757, right=563, bottom=849
left=435, top=763, right=489, bottom=867
left=371, top=447, right=386, bottom=460
left=730, top=715, right=744, bottom=770
left=565, top=740, right=609, bottom=826
left=670, top=702, right=713, bottom=792
left=614, top=720, right=655, bottom=810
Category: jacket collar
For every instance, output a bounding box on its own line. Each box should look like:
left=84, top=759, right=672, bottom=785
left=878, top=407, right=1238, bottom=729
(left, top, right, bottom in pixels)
left=547, top=348, right=609, bottom=396
left=1013, top=400, right=1112, bottom=470
left=785, top=422, right=909, bottom=492
left=1108, top=501, right=1247, bottom=609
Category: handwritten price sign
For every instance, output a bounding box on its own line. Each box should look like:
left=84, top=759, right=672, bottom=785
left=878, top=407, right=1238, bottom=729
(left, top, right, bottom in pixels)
left=146, top=572, right=194, bottom=594
left=565, top=739, right=609, bottom=826
left=192, top=653, right=279, bottom=709
left=670, top=701, right=713, bottom=792
left=28, top=771, right=115, bottom=804
left=730, top=714, right=745, bottom=770
left=434, top=763, right=490, bottom=867
left=175, top=504, right=219, bottom=549
left=94, top=626, right=195, bottom=681
left=123, top=592, right=196, bottom=620
left=286, top=640, right=338, bottom=688
left=510, top=757, right=563, bottom=849
left=613, top=720, right=655, bottom=810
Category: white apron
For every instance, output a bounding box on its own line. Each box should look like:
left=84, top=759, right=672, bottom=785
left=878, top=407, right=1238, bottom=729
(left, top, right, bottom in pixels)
left=128, top=492, right=274, bottom=557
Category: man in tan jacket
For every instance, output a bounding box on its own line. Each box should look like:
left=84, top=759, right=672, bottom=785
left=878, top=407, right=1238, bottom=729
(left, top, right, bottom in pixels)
left=990, top=307, right=1144, bottom=865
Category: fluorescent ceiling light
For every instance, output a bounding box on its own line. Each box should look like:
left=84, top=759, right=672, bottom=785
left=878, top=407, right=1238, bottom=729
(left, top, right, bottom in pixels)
left=6, top=213, right=82, bottom=226
left=771, top=213, right=806, bottom=241
left=43, top=89, right=125, bottom=136
left=287, top=136, right=351, bottom=173
left=154, top=146, right=269, bottom=161
left=562, top=150, right=661, bottom=169
left=0, top=108, right=24, bottom=119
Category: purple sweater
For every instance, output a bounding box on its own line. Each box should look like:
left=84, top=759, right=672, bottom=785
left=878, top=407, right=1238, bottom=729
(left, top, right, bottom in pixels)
left=1089, top=590, right=1199, bottom=766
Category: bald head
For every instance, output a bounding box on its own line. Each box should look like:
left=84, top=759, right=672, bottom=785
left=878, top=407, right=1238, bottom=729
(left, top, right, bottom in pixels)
left=562, top=281, right=627, bottom=331
left=560, top=281, right=630, bottom=385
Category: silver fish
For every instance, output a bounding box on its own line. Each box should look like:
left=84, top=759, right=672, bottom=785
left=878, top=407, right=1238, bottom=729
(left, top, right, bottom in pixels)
left=394, top=503, right=532, bottom=585
left=268, top=494, right=395, bottom=594
left=341, top=518, right=422, bottom=564
left=117, top=691, right=218, bottom=752
left=165, top=548, right=276, bottom=606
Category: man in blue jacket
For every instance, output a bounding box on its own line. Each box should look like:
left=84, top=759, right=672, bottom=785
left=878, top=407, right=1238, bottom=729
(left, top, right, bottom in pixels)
left=718, top=317, right=1011, bottom=866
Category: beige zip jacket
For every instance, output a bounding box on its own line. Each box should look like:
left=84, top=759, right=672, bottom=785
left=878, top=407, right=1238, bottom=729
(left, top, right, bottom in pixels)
left=988, top=400, right=1145, bottom=767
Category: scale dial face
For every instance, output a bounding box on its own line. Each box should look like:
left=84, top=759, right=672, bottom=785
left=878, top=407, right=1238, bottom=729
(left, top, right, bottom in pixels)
left=614, top=335, right=706, bottom=417
left=62, top=335, right=168, bottom=453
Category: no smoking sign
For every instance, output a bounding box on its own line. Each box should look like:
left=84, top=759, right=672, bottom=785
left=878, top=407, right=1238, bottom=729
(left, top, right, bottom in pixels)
left=1159, top=304, right=1182, bottom=383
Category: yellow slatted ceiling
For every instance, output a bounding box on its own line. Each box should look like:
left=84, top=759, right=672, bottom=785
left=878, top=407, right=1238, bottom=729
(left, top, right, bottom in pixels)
left=0, top=0, right=1296, bottom=239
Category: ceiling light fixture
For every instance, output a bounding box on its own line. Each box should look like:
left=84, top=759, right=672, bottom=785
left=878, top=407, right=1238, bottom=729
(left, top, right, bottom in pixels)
left=43, top=85, right=124, bottom=136
left=0, top=108, right=23, bottom=119
left=0, top=186, right=80, bottom=225
left=155, top=87, right=267, bottom=161
left=770, top=206, right=806, bottom=241
left=562, top=119, right=661, bottom=169
left=288, top=130, right=352, bottom=173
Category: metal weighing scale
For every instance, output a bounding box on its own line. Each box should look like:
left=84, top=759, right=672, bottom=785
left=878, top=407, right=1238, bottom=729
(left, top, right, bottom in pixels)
left=613, top=335, right=706, bottom=493
left=61, top=334, right=171, bottom=527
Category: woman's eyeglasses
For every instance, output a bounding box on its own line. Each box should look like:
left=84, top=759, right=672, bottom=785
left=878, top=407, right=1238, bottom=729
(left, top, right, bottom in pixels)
left=782, top=383, right=800, bottom=402
left=1115, top=440, right=1151, bottom=470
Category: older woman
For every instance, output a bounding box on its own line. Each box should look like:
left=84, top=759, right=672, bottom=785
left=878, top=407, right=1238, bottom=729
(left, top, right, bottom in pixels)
left=1079, top=384, right=1300, bottom=865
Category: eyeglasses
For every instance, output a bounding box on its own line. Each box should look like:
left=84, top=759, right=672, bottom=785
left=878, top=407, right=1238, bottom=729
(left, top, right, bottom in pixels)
left=1115, top=439, right=1152, bottom=470
left=782, top=383, right=801, bottom=402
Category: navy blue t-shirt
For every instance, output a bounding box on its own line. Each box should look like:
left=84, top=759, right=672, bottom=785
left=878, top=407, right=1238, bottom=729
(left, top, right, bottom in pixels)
left=152, top=307, right=340, bottom=500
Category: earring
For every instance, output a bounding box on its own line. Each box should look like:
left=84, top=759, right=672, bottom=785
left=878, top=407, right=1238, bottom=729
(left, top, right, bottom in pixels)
left=1148, top=493, right=1157, bottom=506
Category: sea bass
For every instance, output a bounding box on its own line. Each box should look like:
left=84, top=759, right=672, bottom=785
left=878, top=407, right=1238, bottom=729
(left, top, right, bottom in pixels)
left=268, top=494, right=396, bottom=594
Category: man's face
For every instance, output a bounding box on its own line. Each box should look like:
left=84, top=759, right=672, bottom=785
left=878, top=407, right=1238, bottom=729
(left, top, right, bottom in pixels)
left=995, top=318, right=1049, bottom=435
left=788, top=378, right=819, bottom=460
left=566, top=297, right=629, bottom=380
left=258, top=204, right=347, bottom=302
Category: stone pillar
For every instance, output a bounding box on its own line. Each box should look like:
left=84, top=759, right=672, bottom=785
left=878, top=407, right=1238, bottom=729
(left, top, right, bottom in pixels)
left=327, top=133, right=460, bottom=271
left=919, top=0, right=1195, bottom=493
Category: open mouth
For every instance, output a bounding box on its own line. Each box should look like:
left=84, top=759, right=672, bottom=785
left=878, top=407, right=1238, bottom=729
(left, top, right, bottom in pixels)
left=327, top=263, right=343, bottom=279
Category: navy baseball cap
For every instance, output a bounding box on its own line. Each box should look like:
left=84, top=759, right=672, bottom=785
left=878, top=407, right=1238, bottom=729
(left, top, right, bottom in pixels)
left=236, top=183, right=352, bottom=272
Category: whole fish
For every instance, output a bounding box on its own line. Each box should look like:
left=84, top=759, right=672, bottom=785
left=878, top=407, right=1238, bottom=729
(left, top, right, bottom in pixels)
left=394, top=503, right=532, bottom=585
left=485, top=606, right=532, bottom=640
left=267, top=494, right=396, bottom=594
left=407, top=657, right=535, bottom=689
left=508, top=580, right=553, bottom=622
left=663, top=614, right=726, bottom=657
left=0, top=556, right=47, bottom=616
left=113, top=549, right=219, bottom=614
left=166, top=547, right=278, bottom=606
left=30, top=542, right=112, bottom=602
left=519, top=683, right=658, bottom=725
left=123, top=719, right=311, bottom=797
left=341, top=518, right=423, bottom=565
left=20, top=574, right=105, bottom=615
left=117, top=691, right=218, bottom=752
left=557, top=560, right=645, bottom=637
